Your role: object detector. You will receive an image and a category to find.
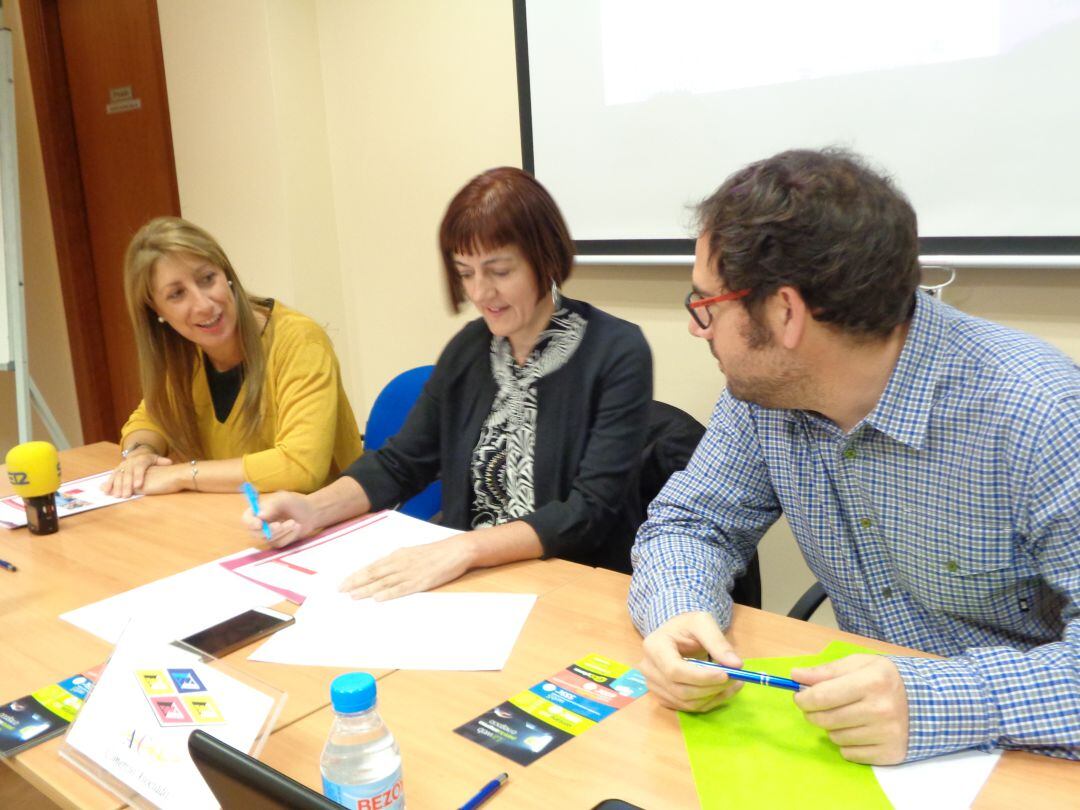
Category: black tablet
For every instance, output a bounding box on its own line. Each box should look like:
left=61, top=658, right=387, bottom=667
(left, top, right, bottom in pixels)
left=188, top=728, right=339, bottom=809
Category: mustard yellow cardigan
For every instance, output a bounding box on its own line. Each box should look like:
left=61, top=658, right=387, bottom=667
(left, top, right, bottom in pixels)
left=121, top=304, right=362, bottom=493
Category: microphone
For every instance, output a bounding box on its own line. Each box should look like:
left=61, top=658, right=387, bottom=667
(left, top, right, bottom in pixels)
left=6, top=441, right=61, bottom=535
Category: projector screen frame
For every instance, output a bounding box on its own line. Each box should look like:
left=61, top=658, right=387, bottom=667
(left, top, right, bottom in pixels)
left=512, top=0, right=1080, bottom=267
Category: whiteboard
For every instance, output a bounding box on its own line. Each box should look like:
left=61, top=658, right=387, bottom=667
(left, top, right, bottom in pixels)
left=0, top=25, right=15, bottom=367
left=515, top=0, right=1080, bottom=259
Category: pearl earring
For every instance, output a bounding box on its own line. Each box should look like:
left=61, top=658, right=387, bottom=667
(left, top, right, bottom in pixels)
left=157, top=316, right=165, bottom=323
left=227, top=280, right=233, bottom=287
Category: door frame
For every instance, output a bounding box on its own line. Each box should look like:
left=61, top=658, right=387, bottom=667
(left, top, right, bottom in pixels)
left=18, top=0, right=181, bottom=443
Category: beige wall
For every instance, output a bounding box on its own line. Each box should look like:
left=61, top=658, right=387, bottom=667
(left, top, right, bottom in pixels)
left=0, top=1, right=83, bottom=451
left=157, top=0, right=350, bottom=370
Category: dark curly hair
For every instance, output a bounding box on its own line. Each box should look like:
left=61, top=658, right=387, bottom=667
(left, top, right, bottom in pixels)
left=695, top=148, right=920, bottom=337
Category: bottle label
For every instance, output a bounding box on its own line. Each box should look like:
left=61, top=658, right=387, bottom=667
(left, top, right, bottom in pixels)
left=322, top=767, right=404, bottom=810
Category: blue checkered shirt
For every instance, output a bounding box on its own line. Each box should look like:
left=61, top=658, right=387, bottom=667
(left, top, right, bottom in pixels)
left=629, top=292, right=1080, bottom=761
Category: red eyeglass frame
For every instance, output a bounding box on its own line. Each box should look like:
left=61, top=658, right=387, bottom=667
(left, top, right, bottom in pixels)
left=685, top=287, right=751, bottom=328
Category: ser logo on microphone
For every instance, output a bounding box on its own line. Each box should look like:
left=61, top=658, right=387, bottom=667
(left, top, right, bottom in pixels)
left=7, top=472, right=28, bottom=486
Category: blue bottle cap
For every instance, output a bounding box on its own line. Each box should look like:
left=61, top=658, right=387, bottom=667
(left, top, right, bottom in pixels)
left=330, top=672, right=377, bottom=714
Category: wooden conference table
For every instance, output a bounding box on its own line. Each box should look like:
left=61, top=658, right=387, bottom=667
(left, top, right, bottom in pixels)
left=2, top=444, right=1077, bottom=808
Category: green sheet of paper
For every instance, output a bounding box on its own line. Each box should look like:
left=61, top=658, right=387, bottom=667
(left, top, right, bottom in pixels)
left=678, top=641, right=892, bottom=809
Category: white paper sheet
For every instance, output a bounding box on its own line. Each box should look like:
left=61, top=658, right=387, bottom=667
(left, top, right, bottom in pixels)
left=61, top=549, right=284, bottom=645
left=874, top=748, right=1002, bottom=809
left=0, top=471, right=139, bottom=529
left=249, top=591, right=537, bottom=671
left=224, top=510, right=461, bottom=601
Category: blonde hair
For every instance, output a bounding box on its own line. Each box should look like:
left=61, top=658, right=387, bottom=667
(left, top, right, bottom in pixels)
left=123, top=217, right=269, bottom=459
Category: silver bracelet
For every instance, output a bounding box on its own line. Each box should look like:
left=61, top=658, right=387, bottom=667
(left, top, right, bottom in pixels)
left=190, top=459, right=199, bottom=491
left=121, top=442, right=153, bottom=459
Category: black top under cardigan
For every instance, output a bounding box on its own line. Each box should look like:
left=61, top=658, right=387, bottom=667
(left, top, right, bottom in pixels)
left=344, top=297, right=653, bottom=571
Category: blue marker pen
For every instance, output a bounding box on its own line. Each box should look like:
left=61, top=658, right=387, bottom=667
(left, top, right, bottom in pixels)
left=241, top=482, right=272, bottom=541
left=459, top=772, right=508, bottom=810
left=685, top=658, right=804, bottom=692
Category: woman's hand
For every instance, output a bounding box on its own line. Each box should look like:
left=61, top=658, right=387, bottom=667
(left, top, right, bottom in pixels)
left=241, top=491, right=319, bottom=548
left=102, top=452, right=172, bottom=498
left=339, top=535, right=475, bottom=601
left=137, top=460, right=192, bottom=495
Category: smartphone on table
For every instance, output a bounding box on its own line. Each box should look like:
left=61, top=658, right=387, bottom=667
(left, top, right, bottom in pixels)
left=178, top=606, right=294, bottom=657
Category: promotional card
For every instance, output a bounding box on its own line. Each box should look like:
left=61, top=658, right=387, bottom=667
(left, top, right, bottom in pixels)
left=455, top=653, right=647, bottom=765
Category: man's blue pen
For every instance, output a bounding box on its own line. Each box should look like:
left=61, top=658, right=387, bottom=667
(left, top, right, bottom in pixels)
left=241, top=482, right=272, bottom=540
left=685, top=657, right=804, bottom=691
left=458, top=772, right=508, bottom=810
left=0, top=558, right=17, bottom=573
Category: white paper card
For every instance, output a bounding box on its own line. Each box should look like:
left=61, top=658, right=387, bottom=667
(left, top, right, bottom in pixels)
left=61, top=550, right=284, bottom=645
left=874, top=748, right=1002, bottom=809
left=250, top=591, right=537, bottom=671
left=62, top=629, right=277, bottom=810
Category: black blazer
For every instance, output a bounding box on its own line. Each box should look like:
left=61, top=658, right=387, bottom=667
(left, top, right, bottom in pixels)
left=345, top=298, right=653, bottom=570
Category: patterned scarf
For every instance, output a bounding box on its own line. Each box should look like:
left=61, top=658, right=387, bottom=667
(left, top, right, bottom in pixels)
left=470, top=307, right=587, bottom=527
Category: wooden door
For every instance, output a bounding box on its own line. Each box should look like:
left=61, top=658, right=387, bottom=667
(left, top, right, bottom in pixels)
left=20, top=0, right=180, bottom=441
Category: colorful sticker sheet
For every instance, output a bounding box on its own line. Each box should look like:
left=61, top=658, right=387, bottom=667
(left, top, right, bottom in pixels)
left=0, top=664, right=104, bottom=757
left=136, top=668, right=226, bottom=727
left=455, top=653, right=647, bottom=765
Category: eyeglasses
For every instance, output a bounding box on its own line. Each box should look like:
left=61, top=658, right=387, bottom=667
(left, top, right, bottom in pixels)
left=685, top=288, right=751, bottom=329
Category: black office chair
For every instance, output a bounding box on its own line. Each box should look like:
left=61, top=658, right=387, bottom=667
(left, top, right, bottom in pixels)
left=627, top=401, right=762, bottom=609
left=787, top=581, right=828, bottom=621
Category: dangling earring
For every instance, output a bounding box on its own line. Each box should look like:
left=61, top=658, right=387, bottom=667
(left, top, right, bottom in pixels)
left=551, top=282, right=561, bottom=307
left=157, top=316, right=165, bottom=324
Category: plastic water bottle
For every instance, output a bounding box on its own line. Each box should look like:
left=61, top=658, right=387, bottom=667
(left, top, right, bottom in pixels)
left=321, top=672, right=405, bottom=810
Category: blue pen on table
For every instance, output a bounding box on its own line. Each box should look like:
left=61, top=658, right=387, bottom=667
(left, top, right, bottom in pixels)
left=0, top=558, right=17, bottom=573
left=685, top=657, right=804, bottom=692
left=241, top=482, right=272, bottom=541
left=458, top=772, right=508, bottom=810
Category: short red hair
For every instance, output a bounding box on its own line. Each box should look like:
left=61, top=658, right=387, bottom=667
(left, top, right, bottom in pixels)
left=439, top=167, right=575, bottom=311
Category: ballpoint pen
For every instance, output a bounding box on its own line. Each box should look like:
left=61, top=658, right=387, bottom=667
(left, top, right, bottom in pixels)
left=0, top=558, right=17, bottom=573
left=459, top=772, right=508, bottom=810
left=241, top=482, right=273, bottom=541
left=685, top=658, right=804, bottom=692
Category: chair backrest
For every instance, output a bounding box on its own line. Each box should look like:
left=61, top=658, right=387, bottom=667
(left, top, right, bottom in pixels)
left=632, top=400, right=761, bottom=608
left=365, top=365, right=435, bottom=451
left=365, top=366, right=442, bottom=520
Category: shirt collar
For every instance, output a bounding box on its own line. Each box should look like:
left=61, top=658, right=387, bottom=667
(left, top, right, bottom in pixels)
left=862, top=291, right=945, bottom=449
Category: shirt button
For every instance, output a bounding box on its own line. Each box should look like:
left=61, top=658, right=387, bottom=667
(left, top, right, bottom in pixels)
left=945, top=560, right=959, bottom=573
left=882, top=587, right=893, bottom=598
left=843, top=447, right=857, bottom=460
left=860, top=517, right=873, bottom=528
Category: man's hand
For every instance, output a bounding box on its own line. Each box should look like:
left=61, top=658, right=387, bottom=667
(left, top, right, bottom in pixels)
left=338, top=537, right=473, bottom=601
left=639, top=611, right=745, bottom=712
left=792, top=654, right=909, bottom=765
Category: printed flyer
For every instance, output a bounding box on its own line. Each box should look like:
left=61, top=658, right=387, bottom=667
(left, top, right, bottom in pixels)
left=455, top=653, right=647, bottom=765
left=0, top=665, right=104, bottom=757
left=0, top=471, right=139, bottom=529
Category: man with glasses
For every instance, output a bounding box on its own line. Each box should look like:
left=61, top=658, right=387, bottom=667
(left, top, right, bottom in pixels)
left=629, top=148, right=1080, bottom=764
